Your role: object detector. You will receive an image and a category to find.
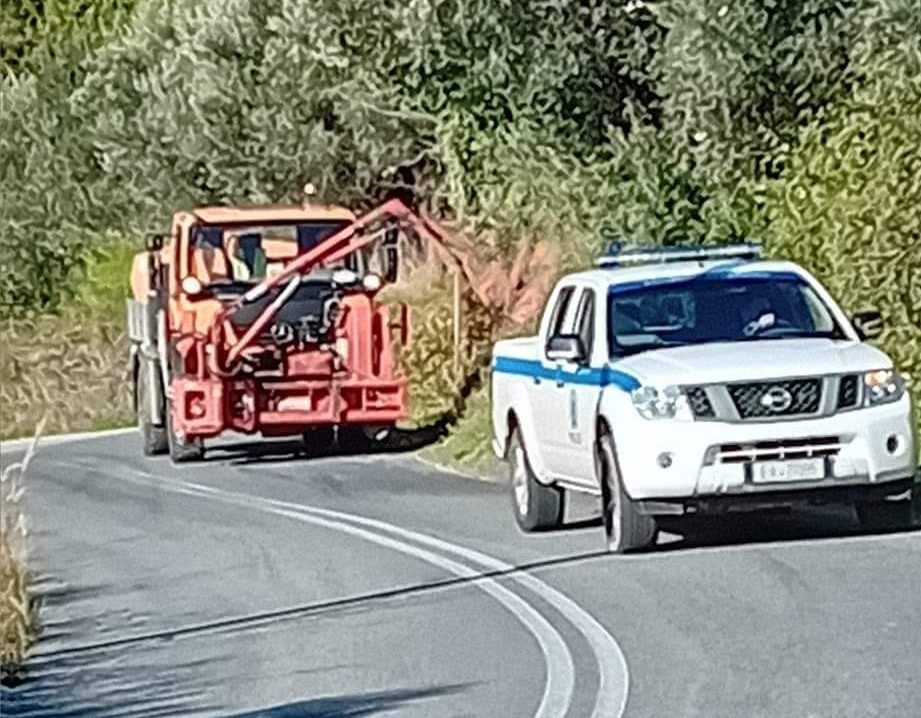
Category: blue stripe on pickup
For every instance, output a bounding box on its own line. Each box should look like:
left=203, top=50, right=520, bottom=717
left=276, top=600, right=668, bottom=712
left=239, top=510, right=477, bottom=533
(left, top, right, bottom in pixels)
left=492, top=356, right=640, bottom=391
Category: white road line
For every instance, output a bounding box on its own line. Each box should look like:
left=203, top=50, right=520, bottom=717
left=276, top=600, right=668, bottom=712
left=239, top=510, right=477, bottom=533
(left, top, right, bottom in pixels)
left=122, top=469, right=575, bottom=718
left=22, top=426, right=631, bottom=716
left=0, top=427, right=135, bottom=453
left=307, top=505, right=631, bottom=718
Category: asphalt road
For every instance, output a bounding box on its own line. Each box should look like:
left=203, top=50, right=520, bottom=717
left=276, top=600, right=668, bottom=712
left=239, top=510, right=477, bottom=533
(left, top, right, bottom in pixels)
left=2, top=431, right=919, bottom=718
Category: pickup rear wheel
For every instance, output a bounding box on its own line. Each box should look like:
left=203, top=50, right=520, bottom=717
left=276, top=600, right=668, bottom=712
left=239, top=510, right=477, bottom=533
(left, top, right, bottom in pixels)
left=508, top=427, right=563, bottom=532
left=136, top=360, right=167, bottom=456
left=598, top=434, right=657, bottom=553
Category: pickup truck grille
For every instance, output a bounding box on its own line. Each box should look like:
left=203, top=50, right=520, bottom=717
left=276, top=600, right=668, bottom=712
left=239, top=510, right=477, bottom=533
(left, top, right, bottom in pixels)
left=728, top=379, right=822, bottom=419
left=686, top=387, right=715, bottom=418
left=836, top=374, right=860, bottom=410
left=685, top=375, right=860, bottom=422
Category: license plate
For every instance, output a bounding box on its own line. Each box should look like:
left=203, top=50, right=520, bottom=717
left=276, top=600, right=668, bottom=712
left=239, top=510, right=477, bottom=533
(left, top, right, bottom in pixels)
left=752, top=458, right=825, bottom=483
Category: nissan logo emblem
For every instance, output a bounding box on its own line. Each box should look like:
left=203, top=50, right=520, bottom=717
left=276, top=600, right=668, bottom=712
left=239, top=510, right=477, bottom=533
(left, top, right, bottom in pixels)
left=760, top=386, right=793, bottom=412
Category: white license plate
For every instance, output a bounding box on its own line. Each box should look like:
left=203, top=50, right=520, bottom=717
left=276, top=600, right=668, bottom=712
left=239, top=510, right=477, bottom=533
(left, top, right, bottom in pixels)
left=752, top=458, right=825, bottom=483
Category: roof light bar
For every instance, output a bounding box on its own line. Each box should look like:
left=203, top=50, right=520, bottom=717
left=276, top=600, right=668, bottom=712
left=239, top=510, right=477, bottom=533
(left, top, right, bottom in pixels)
left=597, top=242, right=763, bottom=268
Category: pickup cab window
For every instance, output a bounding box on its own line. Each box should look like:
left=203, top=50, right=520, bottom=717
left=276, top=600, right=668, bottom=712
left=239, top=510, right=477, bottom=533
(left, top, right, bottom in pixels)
left=544, top=285, right=576, bottom=354
left=608, top=273, right=845, bottom=358
left=574, top=289, right=595, bottom=358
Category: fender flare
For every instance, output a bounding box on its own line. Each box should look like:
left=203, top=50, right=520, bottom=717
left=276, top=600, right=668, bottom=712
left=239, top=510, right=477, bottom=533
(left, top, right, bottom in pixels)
left=596, top=389, right=642, bottom=497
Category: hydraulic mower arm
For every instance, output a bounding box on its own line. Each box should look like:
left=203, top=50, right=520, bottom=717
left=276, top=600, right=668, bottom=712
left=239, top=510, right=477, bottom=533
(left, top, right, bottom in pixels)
left=212, top=198, right=454, bottom=372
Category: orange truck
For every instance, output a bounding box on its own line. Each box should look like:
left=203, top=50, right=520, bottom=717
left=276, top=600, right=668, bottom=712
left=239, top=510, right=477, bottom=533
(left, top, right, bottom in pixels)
left=127, top=198, right=444, bottom=461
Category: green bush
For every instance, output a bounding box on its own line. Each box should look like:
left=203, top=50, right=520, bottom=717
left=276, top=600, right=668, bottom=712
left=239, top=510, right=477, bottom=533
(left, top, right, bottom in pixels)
left=1, top=0, right=919, bottom=458
left=764, top=61, right=921, bottom=438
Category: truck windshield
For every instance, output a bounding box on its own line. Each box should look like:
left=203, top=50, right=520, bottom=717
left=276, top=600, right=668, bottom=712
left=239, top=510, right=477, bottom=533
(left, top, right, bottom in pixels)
left=608, top=272, right=846, bottom=358
left=190, top=221, right=352, bottom=285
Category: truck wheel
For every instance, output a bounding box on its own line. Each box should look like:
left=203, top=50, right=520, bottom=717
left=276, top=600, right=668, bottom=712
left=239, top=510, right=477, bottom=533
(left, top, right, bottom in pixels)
left=136, top=362, right=167, bottom=456
left=303, top=426, right=336, bottom=455
left=338, top=426, right=372, bottom=454
left=508, top=427, right=563, bottom=532
left=598, top=434, right=657, bottom=553
left=167, top=402, right=204, bottom=463
left=855, top=497, right=914, bottom=532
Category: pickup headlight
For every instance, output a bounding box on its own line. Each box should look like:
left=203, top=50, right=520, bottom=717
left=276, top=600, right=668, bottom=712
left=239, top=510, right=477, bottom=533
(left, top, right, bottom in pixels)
left=631, top=385, right=689, bottom=420
left=864, top=369, right=905, bottom=406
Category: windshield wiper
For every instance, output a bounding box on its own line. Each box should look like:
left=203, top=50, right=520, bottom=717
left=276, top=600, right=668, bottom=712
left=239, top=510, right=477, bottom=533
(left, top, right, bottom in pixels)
left=739, top=330, right=837, bottom=342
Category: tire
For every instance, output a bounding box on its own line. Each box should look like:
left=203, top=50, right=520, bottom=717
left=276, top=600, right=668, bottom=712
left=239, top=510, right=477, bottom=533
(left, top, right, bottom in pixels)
left=508, top=427, right=564, bottom=532
left=136, top=361, right=168, bottom=456
left=338, top=426, right=393, bottom=454
left=598, top=433, right=657, bottom=553
left=855, top=497, right=914, bottom=532
left=303, top=426, right=336, bottom=455
left=167, top=400, right=204, bottom=463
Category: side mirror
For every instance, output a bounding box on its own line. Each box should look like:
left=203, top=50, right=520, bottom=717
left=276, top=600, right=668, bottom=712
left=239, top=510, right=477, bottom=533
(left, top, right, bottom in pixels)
left=146, top=233, right=164, bottom=251
left=383, top=227, right=399, bottom=283
left=851, top=310, right=883, bottom=340
left=546, top=335, right=587, bottom=363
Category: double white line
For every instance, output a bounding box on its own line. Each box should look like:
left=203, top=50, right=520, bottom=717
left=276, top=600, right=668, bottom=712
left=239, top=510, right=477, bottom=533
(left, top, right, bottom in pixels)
left=123, top=467, right=631, bottom=718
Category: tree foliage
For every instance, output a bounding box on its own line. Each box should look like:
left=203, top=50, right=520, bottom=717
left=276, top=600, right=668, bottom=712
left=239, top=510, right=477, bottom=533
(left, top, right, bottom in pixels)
left=1, top=0, right=919, bottom=415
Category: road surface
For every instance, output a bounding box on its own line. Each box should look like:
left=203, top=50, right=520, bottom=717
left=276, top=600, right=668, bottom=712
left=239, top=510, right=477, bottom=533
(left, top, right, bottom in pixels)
left=2, top=431, right=919, bottom=718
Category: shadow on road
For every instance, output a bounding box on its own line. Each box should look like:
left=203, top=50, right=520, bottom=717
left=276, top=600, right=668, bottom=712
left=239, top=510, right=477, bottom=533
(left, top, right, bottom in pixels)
left=24, top=507, right=918, bottom=669
left=226, top=685, right=467, bottom=718
left=203, top=421, right=452, bottom=467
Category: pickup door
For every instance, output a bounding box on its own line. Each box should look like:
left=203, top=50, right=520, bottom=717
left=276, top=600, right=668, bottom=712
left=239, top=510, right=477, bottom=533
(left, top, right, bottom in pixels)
left=534, top=283, right=600, bottom=486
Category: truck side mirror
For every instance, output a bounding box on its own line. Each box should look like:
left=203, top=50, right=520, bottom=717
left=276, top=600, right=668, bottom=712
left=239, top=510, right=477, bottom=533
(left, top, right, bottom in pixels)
left=546, top=335, right=586, bottom=363
left=383, top=227, right=399, bottom=283
left=851, top=310, right=883, bottom=340
left=146, top=234, right=164, bottom=251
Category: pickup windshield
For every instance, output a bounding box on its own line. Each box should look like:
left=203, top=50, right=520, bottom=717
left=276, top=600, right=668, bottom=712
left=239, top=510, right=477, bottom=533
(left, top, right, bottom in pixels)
left=608, top=272, right=846, bottom=358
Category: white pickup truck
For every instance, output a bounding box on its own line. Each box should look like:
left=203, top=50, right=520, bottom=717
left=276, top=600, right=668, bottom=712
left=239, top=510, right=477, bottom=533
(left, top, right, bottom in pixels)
left=490, top=244, right=917, bottom=552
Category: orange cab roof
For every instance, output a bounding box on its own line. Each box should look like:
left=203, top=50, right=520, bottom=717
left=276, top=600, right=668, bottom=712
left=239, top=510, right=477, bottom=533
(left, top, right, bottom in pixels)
left=191, top=204, right=357, bottom=224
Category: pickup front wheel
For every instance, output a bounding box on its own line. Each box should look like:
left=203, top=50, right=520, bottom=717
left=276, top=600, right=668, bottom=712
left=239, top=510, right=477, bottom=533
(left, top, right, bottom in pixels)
left=598, top=434, right=657, bottom=553
left=508, top=427, right=563, bottom=532
left=855, top=497, right=914, bottom=532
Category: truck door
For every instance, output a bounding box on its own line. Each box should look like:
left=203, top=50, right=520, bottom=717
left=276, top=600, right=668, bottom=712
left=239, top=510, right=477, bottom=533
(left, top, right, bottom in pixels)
left=531, top=285, right=578, bottom=476
left=553, top=287, right=600, bottom=485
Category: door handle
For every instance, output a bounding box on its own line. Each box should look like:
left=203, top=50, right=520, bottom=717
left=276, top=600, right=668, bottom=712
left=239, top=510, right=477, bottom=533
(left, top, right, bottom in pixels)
left=533, top=376, right=541, bottom=385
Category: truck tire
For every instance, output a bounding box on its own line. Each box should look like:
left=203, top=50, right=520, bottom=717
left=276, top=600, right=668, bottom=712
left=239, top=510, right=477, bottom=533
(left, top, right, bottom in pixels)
left=338, top=426, right=372, bottom=454
left=508, top=427, right=563, bottom=532
left=136, top=361, right=168, bottom=456
left=855, top=497, right=914, bottom=532
left=338, top=425, right=393, bottom=454
left=598, top=434, right=657, bottom=553
left=167, top=402, right=204, bottom=463
left=303, top=426, right=336, bottom=455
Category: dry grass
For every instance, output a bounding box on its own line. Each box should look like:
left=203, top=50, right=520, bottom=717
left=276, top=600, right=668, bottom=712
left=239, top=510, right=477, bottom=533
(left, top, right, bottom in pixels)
left=1, top=423, right=43, bottom=684
left=0, top=314, right=132, bottom=440
left=0, top=243, right=135, bottom=441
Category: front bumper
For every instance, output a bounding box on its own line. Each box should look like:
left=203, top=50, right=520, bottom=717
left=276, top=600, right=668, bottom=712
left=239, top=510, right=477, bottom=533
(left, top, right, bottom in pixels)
left=615, top=394, right=916, bottom=501
left=172, top=376, right=408, bottom=438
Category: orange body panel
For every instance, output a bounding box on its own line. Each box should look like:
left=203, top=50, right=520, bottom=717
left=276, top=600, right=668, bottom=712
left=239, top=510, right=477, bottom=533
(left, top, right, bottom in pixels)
left=134, top=200, right=432, bottom=440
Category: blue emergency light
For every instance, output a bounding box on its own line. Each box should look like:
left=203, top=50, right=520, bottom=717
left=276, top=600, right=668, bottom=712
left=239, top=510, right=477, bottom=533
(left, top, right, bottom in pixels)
left=598, top=241, right=763, bottom=268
